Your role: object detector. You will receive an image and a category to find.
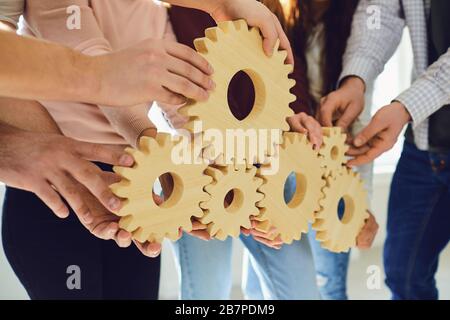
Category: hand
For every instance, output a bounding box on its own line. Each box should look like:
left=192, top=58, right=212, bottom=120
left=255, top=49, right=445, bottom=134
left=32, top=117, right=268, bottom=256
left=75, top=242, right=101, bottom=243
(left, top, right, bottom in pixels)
left=241, top=219, right=283, bottom=249
left=97, top=38, right=215, bottom=106
left=185, top=219, right=211, bottom=241
left=318, top=76, right=366, bottom=129
left=206, top=0, right=294, bottom=64
left=287, top=112, right=323, bottom=150
left=356, top=211, right=379, bottom=249
left=0, top=126, right=134, bottom=219
left=347, top=101, right=411, bottom=166
left=77, top=180, right=133, bottom=248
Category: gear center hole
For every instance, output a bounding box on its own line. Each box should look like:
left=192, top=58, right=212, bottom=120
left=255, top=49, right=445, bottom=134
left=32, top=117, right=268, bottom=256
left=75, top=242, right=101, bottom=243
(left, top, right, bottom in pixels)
left=152, top=172, right=183, bottom=208
left=224, top=188, right=244, bottom=213
left=227, top=70, right=264, bottom=121
left=330, top=146, right=339, bottom=160
left=284, top=172, right=307, bottom=208
left=337, top=196, right=354, bottom=224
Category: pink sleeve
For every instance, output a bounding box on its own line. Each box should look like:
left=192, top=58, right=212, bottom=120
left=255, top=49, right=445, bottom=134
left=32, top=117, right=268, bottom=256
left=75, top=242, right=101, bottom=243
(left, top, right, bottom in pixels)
left=25, top=0, right=154, bottom=147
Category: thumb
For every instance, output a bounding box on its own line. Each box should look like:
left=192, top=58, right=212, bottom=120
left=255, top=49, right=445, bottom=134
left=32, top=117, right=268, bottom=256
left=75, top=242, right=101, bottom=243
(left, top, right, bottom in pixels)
left=354, top=116, right=385, bottom=147
left=336, top=102, right=361, bottom=130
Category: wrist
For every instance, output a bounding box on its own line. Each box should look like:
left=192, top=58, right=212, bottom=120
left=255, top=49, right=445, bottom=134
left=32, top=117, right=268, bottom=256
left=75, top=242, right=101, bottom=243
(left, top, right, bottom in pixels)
left=68, top=52, right=103, bottom=104
left=392, top=101, right=412, bottom=123
left=340, top=76, right=366, bottom=94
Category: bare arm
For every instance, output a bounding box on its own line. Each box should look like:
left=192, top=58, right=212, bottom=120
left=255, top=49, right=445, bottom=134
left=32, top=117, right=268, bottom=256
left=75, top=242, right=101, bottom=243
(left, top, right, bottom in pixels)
left=0, top=97, right=61, bottom=133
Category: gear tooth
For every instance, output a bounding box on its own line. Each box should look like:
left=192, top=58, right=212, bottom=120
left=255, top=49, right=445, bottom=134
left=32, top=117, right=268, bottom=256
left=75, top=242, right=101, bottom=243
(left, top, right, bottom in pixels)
left=254, top=219, right=271, bottom=233
left=119, top=215, right=139, bottom=233
left=109, top=181, right=131, bottom=199
left=200, top=211, right=213, bottom=224
left=232, top=19, right=248, bottom=31
left=249, top=26, right=260, bottom=38
left=203, top=183, right=215, bottom=195
left=156, top=133, right=171, bottom=146
left=205, top=166, right=224, bottom=181
left=217, top=20, right=235, bottom=33
left=166, top=230, right=181, bottom=241
left=199, top=201, right=209, bottom=210
left=193, top=38, right=210, bottom=54
left=205, top=27, right=222, bottom=42
left=215, top=229, right=229, bottom=241
left=132, top=228, right=150, bottom=243
left=112, top=166, right=136, bottom=181
left=274, top=49, right=287, bottom=63
left=322, top=127, right=332, bottom=137
left=315, top=230, right=328, bottom=242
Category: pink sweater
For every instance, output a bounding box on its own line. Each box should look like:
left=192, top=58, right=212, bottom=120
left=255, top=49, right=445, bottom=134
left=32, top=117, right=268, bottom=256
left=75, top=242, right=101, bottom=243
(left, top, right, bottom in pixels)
left=21, top=0, right=176, bottom=146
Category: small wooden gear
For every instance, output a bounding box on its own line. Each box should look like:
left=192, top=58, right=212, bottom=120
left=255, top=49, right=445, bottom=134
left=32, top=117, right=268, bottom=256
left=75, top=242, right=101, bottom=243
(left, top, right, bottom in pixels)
left=319, top=127, right=349, bottom=177
left=180, top=19, right=296, bottom=164
left=255, top=132, right=325, bottom=244
left=110, top=134, right=211, bottom=243
left=312, top=168, right=369, bottom=253
left=200, top=164, right=264, bottom=240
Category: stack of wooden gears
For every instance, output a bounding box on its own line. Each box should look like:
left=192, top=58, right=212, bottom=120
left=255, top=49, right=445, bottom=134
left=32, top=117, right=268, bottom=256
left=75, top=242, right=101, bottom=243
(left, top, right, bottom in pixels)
left=110, top=20, right=368, bottom=253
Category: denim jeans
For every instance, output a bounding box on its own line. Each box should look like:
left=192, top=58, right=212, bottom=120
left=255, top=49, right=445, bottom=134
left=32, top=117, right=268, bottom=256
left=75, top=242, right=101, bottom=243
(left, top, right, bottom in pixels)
left=172, top=233, right=319, bottom=300
left=384, top=142, right=450, bottom=300
left=244, top=173, right=350, bottom=300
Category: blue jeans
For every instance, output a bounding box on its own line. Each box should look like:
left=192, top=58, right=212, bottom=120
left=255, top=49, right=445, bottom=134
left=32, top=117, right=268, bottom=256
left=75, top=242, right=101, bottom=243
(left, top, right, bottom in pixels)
left=245, top=173, right=350, bottom=300
left=172, top=233, right=319, bottom=299
left=384, top=142, right=450, bottom=300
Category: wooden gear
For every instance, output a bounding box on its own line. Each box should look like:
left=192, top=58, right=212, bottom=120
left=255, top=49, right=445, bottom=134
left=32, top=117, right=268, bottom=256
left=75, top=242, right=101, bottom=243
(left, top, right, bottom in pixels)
left=255, top=132, right=325, bottom=244
left=319, top=127, right=349, bottom=177
left=110, top=134, right=211, bottom=243
left=179, top=19, right=296, bottom=164
left=313, top=168, right=369, bottom=253
left=200, top=164, right=264, bottom=240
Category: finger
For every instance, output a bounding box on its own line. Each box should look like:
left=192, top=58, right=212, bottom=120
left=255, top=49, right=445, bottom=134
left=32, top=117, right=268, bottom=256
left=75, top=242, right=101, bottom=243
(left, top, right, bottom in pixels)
left=353, top=118, right=387, bottom=147
left=253, top=236, right=283, bottom=249
left=287, top=115, right=307, bottom=133
left=50, top=174, right=93, bottom=224
left=166, top=41, right=213, bottom=75
left=91, top=220, right=119, bottom=240
left=66, top=160, right=123, bottom=212
left=272, top=14, right=294, bottom=64
left=100, top=171, right=122, bottom=185
left=240, top=227, right=251, bottom=236
left=191, top=220, right=208, bottom=231
left=134, top=240, right=162, bottom=258
left=167, top=55, right=214, bottom=91
left=34, top=182, right=69, bottom=218
left=115, top=229, right=132, bottom=248
left=318, top=94, right=339, bottom=127
left=347, top=139, right=388, bottom=166
left=259, top=14, right=278, bottom=58
left=155, top=86, right=187, bottom=105
left=346, top=144, right=371, bottom=156
left=74, top=141, right=134, bottom=167
left=335, top=102, right=362, bottom=130
left=302, top=115, right=323, bottom=148
left=162, top=73, right=209, bottom=102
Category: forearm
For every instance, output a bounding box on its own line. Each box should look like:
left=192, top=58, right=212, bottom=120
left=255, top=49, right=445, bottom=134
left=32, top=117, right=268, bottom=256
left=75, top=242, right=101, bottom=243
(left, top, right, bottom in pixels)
left=163, top=0, right=224, bottom=13
left=0, top=31, right=99, bottom=103
left=0, top=97, right=61, bottom=134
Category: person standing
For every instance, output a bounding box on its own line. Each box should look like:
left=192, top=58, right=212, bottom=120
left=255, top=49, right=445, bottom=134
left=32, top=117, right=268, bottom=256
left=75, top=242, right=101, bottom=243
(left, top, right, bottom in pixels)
left=319, top=0, right=450, bottom=299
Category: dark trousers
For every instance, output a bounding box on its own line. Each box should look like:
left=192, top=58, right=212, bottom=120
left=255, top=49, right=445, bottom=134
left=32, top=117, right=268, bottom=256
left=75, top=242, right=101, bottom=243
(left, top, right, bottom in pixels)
left=385, top=142, right=450, bottom=299
left=1, top=163, right=160, bottom=300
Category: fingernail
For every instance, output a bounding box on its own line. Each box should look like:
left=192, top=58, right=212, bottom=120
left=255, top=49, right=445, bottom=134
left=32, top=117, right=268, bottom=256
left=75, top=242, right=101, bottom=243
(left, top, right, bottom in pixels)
left=208, top=64, right=214, bottom=74
left=108, top=197, right=121, bottom=210
left=119, top=154, right=134, bottom=166
left=209, top=79, right=216, bottom=90
left=354, top=138, right=362, bottom=146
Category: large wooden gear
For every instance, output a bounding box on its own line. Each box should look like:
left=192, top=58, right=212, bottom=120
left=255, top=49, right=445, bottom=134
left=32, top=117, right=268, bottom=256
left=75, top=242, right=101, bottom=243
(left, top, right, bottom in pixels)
left=109, top=20, right=369, bottom=251
left=319, top=127, right=349, bottom=177
left=200, top=164, right=264, bottom=240
left=179, top=19, right=295, bottom=164
left=313, top=168, right=369, bottom=252
left=110, top=134, right=211, bottom=243
left=254, top=132, right=325, bottom=244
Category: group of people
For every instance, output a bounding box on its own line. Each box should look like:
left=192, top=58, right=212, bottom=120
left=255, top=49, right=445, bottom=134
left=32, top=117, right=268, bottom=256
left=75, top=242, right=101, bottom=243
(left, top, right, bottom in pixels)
left=0, top=0, right=448, bottom=300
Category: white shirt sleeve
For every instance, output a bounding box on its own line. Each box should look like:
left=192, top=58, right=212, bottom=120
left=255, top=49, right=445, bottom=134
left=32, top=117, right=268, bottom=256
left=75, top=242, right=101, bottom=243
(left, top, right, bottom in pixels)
left=0, top=0, right=25, bottom=27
